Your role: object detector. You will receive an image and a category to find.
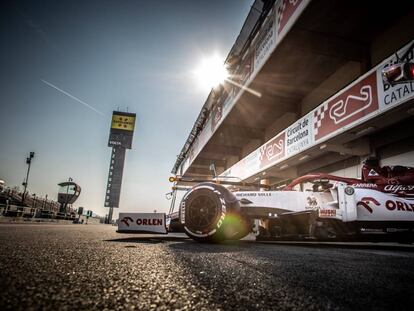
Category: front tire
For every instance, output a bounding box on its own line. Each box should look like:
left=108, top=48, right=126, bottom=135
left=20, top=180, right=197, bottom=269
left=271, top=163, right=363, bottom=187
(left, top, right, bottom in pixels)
left=180, top=183, right=247, bottom=242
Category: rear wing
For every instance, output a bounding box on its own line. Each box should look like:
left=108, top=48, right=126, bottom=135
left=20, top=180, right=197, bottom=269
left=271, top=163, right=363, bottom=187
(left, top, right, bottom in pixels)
left=117, top=213, right=167, bottom=234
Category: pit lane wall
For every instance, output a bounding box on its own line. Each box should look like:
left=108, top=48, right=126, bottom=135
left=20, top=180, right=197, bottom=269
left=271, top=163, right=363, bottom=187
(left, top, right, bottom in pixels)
left=221, top=40, right=414, bottom=180
left=179, top=0, right=311, bottom=175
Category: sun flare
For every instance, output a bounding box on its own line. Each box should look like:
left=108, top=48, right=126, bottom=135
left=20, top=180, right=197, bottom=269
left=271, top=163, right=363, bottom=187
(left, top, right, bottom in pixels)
left=193, top=54, right=229, bottom=90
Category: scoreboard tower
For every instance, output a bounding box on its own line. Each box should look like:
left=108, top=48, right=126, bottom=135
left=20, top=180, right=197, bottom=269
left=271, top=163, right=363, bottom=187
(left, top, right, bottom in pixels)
left=105, top=111, right=136, bottom=223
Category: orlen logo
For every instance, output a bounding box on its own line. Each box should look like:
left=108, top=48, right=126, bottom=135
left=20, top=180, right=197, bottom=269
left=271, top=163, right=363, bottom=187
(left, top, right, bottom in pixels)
left=121, top=217, right=163, bottom=226
left=136, top=218, right=163, bottom=226
left=385, top=200, right=414, bottom=212
left=357, top=197, right=380, bottom=213
left=121, top=217, right=133, bottom=227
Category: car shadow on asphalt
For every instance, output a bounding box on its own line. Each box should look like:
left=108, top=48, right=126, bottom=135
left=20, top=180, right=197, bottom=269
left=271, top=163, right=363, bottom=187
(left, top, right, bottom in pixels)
left=167, top=239, right=252, bottom=253
left=104, top=235, right=250, bottom=252
left=104, top=236, right=191, bottom=244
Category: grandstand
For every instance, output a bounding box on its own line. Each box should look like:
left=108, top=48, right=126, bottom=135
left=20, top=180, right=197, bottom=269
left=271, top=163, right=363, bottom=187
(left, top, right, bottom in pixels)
left=0, top=183, right=76, bottom=220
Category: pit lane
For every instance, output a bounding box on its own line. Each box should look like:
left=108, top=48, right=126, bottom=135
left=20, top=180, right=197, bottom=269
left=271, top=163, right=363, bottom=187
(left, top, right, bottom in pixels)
left=1, top=223, right=413, bottom=310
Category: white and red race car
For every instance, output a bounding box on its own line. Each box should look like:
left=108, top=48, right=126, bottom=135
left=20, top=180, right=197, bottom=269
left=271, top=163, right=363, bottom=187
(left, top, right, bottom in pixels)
left=118, top=159, right=414, bottom=243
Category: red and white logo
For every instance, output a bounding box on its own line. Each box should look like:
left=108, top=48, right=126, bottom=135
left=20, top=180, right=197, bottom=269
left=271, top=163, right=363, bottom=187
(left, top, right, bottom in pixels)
left=329, top=86, right=372, bottom=125
left=357, top=197, right=380, bottom=214
left=368, top=169, right=379, bottom=177
left=319, top=209, right=336, bottom=217
left=259, top=132, right=285, bottom=168
left=277, top=0, right=302, bottom=35
left=314, top=73, right=379, bottom=141
left=121, top=217, right=133, bottom=227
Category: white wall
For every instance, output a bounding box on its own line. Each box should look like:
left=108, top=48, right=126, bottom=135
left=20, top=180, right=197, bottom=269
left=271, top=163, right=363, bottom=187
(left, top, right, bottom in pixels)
left=381, top=151, right=414, bottom=167
left=327, top=151, right=414, bottom=180
left=328, top=164, right=362, bottom=179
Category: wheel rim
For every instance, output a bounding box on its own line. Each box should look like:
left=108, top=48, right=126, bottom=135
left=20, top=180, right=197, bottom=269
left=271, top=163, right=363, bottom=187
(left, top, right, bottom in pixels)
left=187, top=194, right=219, bottom=231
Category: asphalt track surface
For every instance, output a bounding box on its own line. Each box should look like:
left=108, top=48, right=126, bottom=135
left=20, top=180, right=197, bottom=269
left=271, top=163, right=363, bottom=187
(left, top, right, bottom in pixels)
left=1, top=224, right=414, bottom=310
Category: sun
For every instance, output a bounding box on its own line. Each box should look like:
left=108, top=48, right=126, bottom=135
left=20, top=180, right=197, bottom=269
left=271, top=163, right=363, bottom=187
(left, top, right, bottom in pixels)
left=193, top=54, right=229, bottom=90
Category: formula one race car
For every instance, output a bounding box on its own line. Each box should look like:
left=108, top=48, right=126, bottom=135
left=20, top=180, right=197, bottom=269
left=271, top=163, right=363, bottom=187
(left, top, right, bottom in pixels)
left=118, top=159, right=414, bottom=243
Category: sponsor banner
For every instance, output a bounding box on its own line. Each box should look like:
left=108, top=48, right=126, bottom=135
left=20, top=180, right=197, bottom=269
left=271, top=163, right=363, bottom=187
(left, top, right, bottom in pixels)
left=223, top=92, right=233, bottom=113
left=238, top=151, right=261, bottom=180
left=313, top=72, right=379, bottom=141
left=111, top=113, right=136, bottom=131
left=239, top=52, right=254, bottom=86
left=188, top=141, right=197, bottom=164
left=201, top=119, right=212, bottom=146
left=223, top=131, right=287, bottom=180
left=108, top=111, right=136, bottom=149
left=220, top=40, right=414, bottom=181
left=286, top=114, right=313, bottom=156
left=354, top=183, right=414, bottom=196
left=276, top=0, right=309, bottom=39
left=118, top=213, right=167, bottom=234
left=319, top=209, right=337, bottom=218
left=221, top=150, right=262, bottom=181
left=211, top=101, right=223, bottom=133
left=254, top=8, right=277, bottom=72
left=377, top=40, right=414, bottom=111
left=243, top=152, right=262, bottom=178
left=259, top=131, right=286, bottom=169
left=181, top=158, right=190, bottom=176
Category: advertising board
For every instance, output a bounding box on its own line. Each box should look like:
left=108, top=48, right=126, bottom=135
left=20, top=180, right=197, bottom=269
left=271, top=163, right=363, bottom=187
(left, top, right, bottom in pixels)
left=108, top=111, right=136, bottom=149
left=117, top=213, right=167, bottom=234
left=220, top=40, right=414, bottom=180
left=313, top=72, right=379, bottom=141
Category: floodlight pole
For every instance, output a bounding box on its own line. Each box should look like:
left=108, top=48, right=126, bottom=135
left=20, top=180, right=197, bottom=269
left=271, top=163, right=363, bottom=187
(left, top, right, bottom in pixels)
left=108, top=206, right=114, bottom=224
left=22, top=152, right=35, bottom=206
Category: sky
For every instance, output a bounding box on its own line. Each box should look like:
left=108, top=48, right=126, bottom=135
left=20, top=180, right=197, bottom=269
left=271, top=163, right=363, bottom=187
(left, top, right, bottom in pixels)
left=0, top=0, right=253, bottom=217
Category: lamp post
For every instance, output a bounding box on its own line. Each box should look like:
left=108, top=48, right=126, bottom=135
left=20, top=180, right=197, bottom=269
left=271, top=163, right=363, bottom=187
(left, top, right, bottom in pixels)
left=22, top=152, right=35, bottom=206
left=63, top=177, right=72, bottom=215
left=32, top=193, right=37, bottom=218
